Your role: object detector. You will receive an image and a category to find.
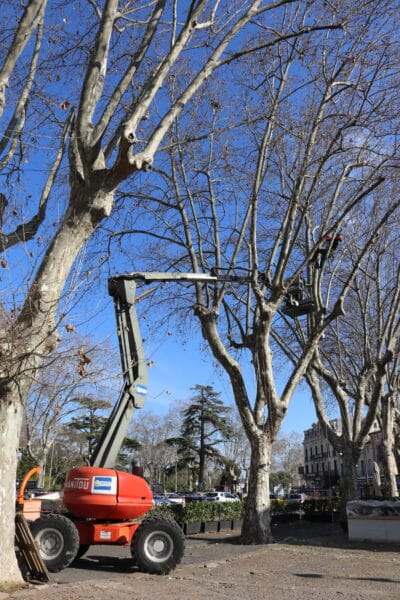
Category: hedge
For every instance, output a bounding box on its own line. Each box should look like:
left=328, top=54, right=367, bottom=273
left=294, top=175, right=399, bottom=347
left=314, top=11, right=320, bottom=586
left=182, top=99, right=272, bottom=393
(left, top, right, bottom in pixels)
left=44, top=495, right=341, bottom=524
left=149, top=501, right=244, bottom=523
left=302, top=497, right=341, bottom=520
left=149, top=498, right=300, bottom=523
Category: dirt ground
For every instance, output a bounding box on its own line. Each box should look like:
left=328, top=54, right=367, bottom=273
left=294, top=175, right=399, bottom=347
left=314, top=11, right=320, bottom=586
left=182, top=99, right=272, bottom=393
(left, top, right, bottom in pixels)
left=3, top=520, right=400, bottom=600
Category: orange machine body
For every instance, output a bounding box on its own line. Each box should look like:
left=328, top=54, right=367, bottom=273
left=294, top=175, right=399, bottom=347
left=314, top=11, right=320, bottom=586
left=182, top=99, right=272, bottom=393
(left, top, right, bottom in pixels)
left=63, top=466, right=154, bottom=520
left=74, top=519, right=141, bottom=546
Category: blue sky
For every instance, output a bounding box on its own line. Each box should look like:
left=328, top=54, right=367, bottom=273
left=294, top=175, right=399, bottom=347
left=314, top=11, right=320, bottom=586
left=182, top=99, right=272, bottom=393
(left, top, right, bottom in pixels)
left=110, top=307, right=317, bottom=436
left=72, top=275, right=318, bottom=438
left=147, top=337, right=317, bottom=435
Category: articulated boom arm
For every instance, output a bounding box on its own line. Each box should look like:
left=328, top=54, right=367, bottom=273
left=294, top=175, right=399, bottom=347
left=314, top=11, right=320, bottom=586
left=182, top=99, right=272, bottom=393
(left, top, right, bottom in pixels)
left=90, top=270, right=254, bottom=468
left=90, top=277, right=147, bottom=468
left=121, top=270, right=256, bottom=284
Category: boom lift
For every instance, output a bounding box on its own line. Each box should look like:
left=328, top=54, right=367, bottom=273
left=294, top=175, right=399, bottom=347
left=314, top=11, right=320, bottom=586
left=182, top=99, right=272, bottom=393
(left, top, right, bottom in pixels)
left=27, top=269, right=315, bottom=574
left=28, top=275, right=187, bottom=574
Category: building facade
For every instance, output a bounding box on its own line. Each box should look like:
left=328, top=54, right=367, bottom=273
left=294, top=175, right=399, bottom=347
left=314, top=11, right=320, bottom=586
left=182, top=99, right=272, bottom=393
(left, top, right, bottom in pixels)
left=302, top=419, right=342, bottom=494
left=302, top=419, right=394, bottom=496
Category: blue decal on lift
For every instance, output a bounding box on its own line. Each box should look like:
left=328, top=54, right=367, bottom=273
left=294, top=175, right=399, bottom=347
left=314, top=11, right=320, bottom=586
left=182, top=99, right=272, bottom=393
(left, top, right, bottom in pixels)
left=135, top=384, right=147, bottom=396
left=93, top=476, right=113, bottom=491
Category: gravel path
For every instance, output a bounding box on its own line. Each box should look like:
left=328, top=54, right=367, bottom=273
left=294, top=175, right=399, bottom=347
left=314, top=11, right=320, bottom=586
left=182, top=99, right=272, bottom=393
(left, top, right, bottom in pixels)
left=4, top=521, right=400, bottom=600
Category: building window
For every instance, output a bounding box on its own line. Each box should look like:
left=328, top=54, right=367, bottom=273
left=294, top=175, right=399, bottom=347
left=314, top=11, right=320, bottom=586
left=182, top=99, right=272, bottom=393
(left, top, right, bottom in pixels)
left=376, top=445, right=383, bottom=462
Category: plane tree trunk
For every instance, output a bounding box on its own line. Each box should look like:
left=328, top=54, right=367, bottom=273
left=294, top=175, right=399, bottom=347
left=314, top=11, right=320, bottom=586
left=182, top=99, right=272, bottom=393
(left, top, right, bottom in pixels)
left=380, top=396, right=399, bottom=498
left=338, top=445, right=359, bottom=505
left=242, top=436, right=273, bottom=544
left=0, top=390, right=24, bottom=586
left=0, top=183, right=114, bottom=584
left=194, top=306, right=319, bottom=544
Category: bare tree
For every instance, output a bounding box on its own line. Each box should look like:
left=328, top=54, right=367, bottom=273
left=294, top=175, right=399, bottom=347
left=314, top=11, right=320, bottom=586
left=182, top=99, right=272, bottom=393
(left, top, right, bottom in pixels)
left=299, top=217, right=400, bottom=504
left=116, top=1, right=400, bottom=543
left=1, top=0, right=317, bottom=584
left=20, top=336, right=117, bottom=485
left=129, top=407, right=181, bottom=484
left=272, top=432, right=303, bottom=483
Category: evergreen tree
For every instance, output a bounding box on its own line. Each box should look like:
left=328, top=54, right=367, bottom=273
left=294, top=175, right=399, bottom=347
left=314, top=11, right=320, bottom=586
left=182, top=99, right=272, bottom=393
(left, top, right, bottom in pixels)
left=178, top=385, right=234, bottom=488
left=67, top=397, right=111, bottom=462
left=117, top=437, right=142, bottom=472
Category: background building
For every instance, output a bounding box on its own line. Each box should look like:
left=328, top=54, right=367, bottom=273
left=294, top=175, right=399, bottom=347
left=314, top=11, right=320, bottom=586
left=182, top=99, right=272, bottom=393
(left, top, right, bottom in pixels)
left=301, top=420, right=396, bottom=496
left=302, top=419, right=341, bottom=495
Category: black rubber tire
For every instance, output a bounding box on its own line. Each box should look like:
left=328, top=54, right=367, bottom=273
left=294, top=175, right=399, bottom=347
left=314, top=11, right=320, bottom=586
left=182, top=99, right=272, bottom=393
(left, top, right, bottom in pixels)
left=30, top=513, right=80, bottom=572
left=74, top=544, right=90, bottom=560
left=131, top=514, right=185, bottom=575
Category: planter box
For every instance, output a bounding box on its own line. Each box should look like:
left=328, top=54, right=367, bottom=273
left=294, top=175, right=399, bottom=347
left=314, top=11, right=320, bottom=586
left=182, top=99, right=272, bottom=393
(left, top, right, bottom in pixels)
left=202, top=521, right=219, bottom=533
left=232, top=519, right=243, bottom=530
left=184, top=522, right=202, bottom=535
left=218, top=520, right=232, bottom=532
left=347, top=500, right=400, bottom=543
left=348, top=516, right=400, bottom=542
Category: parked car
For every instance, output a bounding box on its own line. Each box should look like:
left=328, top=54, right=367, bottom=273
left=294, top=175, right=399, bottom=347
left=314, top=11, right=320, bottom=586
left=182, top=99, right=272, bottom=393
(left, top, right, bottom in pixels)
left=165, top=493, right=185, bottom=505
left=224, top=492, right=240, bottom=502
left=287, top=493, right=307, bottom=505
left=182, top=491, right=204, bottom=503
left=24, top=487, right=49, bottom=499
left=203, top=491, right=240, bottom=503
left=153, top=494, right=174, bottom=506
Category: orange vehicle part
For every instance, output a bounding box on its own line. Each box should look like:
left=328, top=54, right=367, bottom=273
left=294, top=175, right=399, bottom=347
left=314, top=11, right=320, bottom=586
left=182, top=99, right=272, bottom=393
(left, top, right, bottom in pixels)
left=74, top=520, right=141, bottom=546
left=16, top=466, right=42, bottom=506
left=16, top=466, right=43, bottom=520
left=63, top=466, right=154, bottom=520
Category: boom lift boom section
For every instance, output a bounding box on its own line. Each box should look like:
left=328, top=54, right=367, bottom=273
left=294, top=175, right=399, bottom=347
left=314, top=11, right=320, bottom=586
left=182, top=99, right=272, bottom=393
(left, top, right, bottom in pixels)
left=90, top=271, right=254, bottom=468
left=90, top=277, right=148, bottom=468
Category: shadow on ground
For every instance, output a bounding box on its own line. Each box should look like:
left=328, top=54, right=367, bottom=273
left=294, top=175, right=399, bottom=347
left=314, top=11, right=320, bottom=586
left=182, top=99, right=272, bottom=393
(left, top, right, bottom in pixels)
left=187, top=519, right=400, bottom=554
left=71, top=555, right=137, bottom=573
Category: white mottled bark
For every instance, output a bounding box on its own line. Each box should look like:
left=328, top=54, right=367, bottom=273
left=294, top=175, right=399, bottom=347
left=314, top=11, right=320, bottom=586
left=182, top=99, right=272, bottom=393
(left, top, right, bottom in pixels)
left=0, top=397, right=24, bottom=585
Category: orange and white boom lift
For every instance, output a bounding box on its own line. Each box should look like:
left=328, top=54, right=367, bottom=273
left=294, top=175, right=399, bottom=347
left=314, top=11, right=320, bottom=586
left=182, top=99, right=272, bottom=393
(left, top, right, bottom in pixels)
left=28, top=273, right=190, bottom=574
